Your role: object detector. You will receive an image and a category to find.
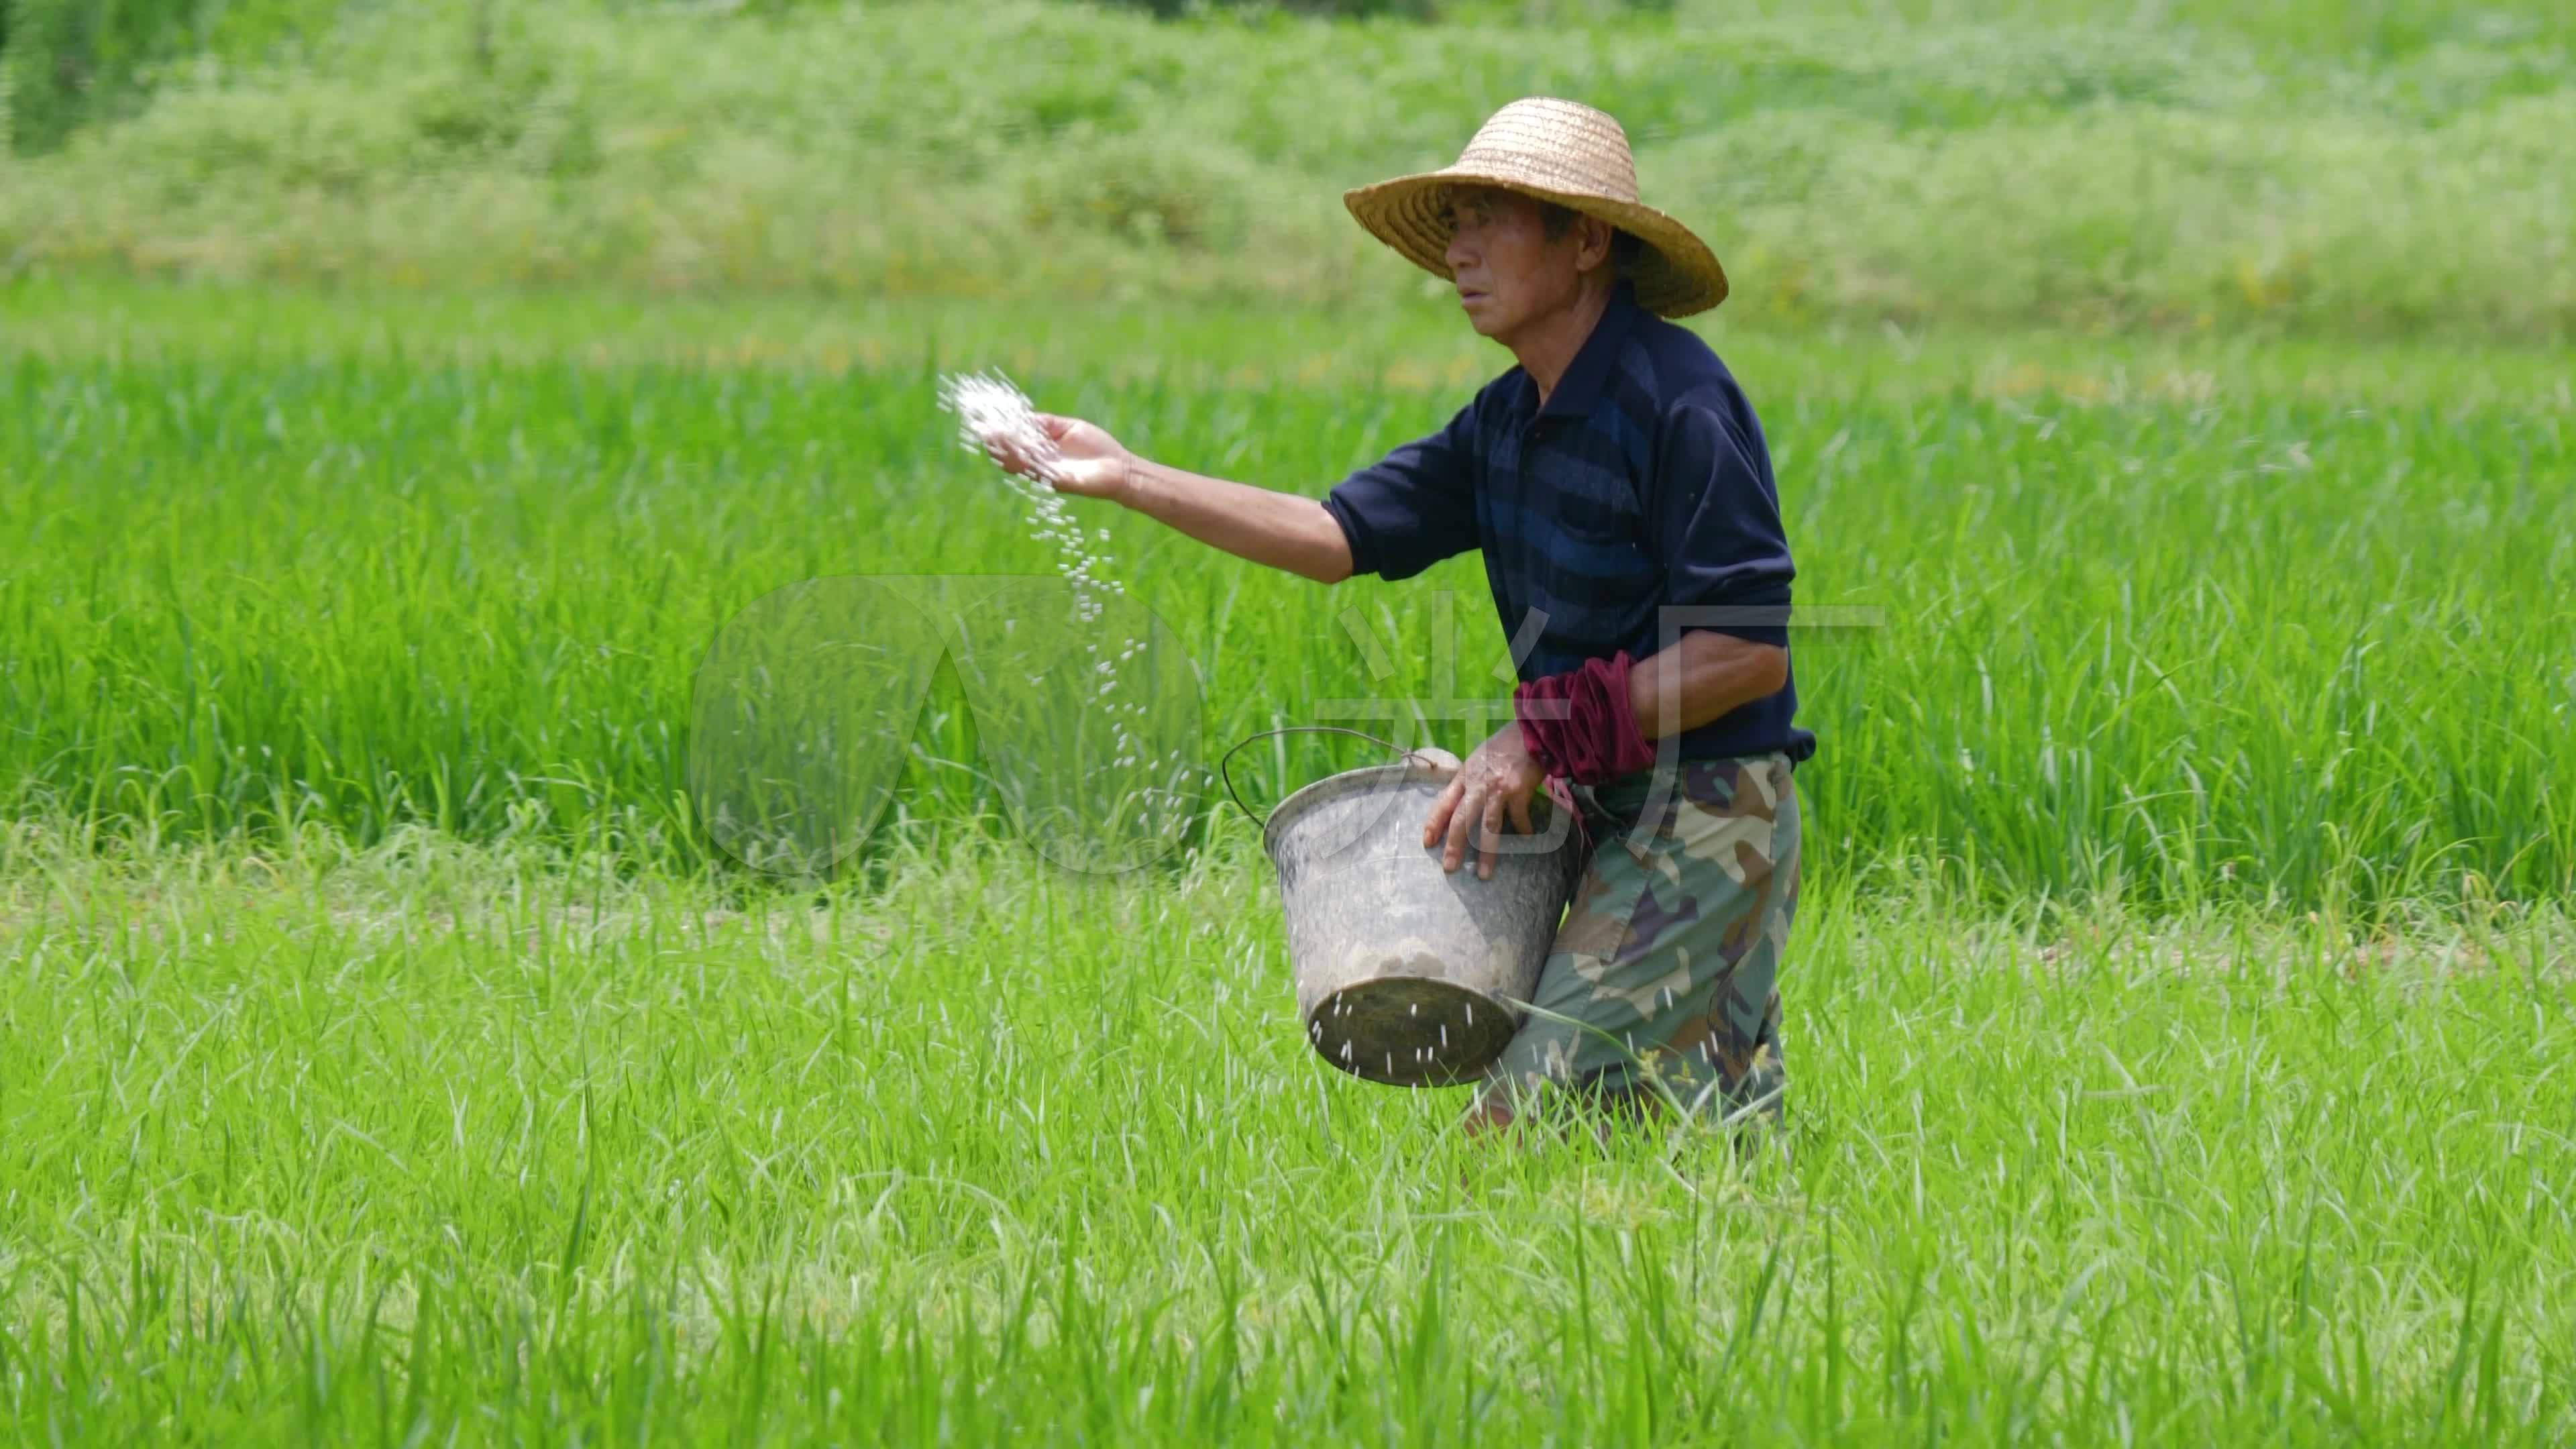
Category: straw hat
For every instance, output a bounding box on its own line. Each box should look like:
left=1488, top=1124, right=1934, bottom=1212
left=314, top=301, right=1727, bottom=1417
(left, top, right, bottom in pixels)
left=1344, top=97, right=1727, bottom=319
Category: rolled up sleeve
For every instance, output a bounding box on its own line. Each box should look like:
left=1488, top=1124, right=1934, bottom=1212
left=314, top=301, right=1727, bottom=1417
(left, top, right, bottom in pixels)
left=1322, top=404, right=1481, bottom=581
left=1653, top=394, right=1794, bottom=647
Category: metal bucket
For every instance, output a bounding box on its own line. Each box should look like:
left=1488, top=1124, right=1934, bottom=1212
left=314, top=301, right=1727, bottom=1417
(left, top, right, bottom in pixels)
left=1224, top=729, right=1587, bottom=1087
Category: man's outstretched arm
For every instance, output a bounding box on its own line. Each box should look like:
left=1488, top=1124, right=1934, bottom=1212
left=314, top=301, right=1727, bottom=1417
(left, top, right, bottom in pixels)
left=1121, top=455, right=1355, bottom=585
left=983, top=412, right=1354, bottom=584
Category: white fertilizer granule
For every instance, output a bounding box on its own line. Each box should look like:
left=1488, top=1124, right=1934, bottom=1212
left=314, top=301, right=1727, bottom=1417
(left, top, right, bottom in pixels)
left=940, top=370, right=1065, bottom=484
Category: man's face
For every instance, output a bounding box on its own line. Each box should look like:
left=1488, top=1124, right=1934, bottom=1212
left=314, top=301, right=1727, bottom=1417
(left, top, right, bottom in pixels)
left=1440, top=186, right=1595, bottom=343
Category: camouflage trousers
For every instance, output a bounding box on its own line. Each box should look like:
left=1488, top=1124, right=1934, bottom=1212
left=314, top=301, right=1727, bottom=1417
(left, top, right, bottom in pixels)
left=1477, top=753, right=1801, bottom=1128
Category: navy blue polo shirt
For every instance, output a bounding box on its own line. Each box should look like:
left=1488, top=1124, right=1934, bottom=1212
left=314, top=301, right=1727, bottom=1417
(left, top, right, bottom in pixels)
left=1322, top=279, right=1815, bottom=766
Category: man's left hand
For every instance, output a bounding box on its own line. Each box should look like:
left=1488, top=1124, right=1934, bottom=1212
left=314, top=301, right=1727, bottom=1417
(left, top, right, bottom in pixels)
left=1422, top=724, right=1548, bottom=879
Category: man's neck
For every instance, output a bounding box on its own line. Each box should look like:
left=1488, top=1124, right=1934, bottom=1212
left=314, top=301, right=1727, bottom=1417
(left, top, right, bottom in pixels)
left=1509, top=282, right=1615, bottom=408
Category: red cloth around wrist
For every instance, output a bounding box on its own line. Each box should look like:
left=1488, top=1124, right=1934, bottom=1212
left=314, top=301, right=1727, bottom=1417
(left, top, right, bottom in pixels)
left=1512, top=650, right=1657, bottom=787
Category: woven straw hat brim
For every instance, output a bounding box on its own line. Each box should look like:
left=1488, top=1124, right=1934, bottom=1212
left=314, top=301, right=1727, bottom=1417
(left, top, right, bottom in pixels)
left=1346, top=170, right=1727, bottom=318
left=1344, top=97, right=1726, bottom=319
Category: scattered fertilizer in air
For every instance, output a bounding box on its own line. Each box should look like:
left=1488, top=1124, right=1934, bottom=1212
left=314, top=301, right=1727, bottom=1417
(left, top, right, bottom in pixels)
left=938, top=369, right=1204, bottom=833
left=938, top=370, right=1117, bottom=618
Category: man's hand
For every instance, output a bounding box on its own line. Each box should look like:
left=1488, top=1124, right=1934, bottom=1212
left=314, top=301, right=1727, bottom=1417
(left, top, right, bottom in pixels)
left=1421, top=724, right=1548, bottom=879
left=983, top=413, right=1135, bottom=502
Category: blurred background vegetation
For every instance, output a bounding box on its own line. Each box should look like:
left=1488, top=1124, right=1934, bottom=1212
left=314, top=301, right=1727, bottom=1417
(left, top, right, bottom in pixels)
left=1, top=0, right=2569, bottom=338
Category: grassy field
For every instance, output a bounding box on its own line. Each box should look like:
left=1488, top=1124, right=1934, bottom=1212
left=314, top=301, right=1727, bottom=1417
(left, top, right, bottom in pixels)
left=3, top=0, right=2572, bottom=338
left=0, top=274, right=2572, bottom=1442
left=3, top=0, right=2573, bottom=1436
left=3, top=278, right=2570, bottom=909
left=6, top=824, right=2574, bottom=1442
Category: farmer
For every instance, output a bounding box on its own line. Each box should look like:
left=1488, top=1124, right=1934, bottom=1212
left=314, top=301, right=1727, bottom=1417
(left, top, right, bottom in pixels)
left=983, top=97, right=1811, bottom=1134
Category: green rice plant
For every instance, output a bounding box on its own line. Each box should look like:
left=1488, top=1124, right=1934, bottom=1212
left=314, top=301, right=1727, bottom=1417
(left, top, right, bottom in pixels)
left=1, top=820, right=2571, bottom=1442
left=2, top=280, right=2567, bottom=909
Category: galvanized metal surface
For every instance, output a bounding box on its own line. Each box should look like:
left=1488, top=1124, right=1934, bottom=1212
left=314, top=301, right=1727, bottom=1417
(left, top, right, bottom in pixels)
left=1263, top=761, right=1585, bottom=1087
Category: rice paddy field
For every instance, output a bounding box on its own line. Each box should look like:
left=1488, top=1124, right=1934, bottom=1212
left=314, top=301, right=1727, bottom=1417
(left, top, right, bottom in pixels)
left=5, top=0, right=2576, bottom=1441
left=6, top=282, right=2571, bottom=909
left=3, top=274, right=2572, bottom=1444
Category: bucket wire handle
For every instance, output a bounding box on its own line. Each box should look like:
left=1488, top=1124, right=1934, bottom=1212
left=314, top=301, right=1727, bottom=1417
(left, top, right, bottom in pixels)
left=1218, top=725, right=1451, bottom=830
